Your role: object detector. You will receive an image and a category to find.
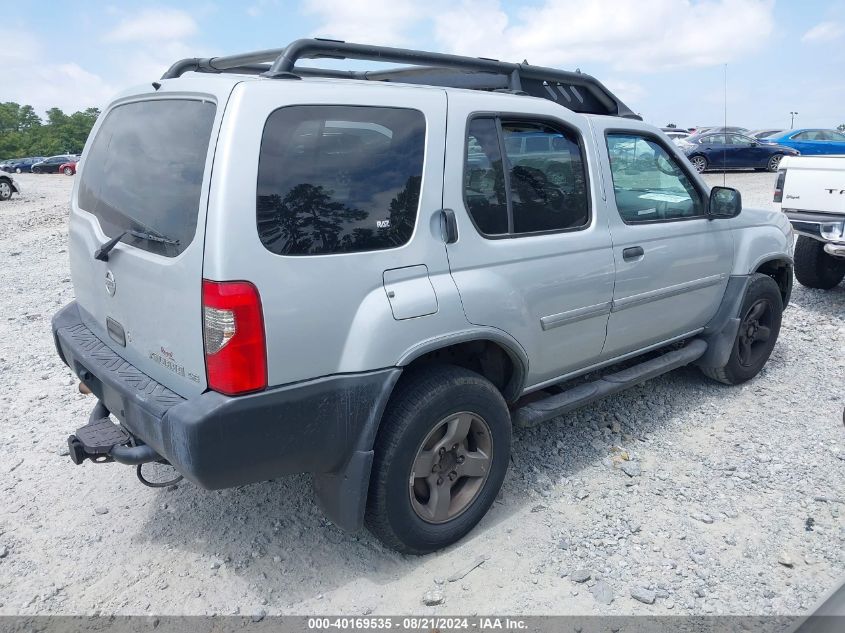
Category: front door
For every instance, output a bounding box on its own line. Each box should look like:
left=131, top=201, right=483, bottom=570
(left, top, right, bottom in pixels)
left=598, top=129, right=734, bottom=358
left=442, top=92, right=615, bottom=389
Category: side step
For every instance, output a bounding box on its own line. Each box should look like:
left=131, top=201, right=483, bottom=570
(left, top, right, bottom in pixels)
left=513, top=339, right=707, bottom=428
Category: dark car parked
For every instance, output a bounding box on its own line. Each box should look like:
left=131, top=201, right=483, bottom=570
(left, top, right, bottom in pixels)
left=2, top=157, right=44, bottom=173
left=679, top=132, right=798, bottom=173
left=31, top=155, right=74, bottom=174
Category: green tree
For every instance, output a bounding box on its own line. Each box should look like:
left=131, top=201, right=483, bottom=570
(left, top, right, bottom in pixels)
left=0, top=102, right=99, bottom=159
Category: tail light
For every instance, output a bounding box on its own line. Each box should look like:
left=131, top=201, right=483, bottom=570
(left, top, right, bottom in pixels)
left=202, top=279, right=267, bottom=395
left=773, top=169, right=787, bottom=203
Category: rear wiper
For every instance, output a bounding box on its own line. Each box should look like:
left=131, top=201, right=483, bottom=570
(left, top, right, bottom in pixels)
left=94, top=227, right=179, bottom=261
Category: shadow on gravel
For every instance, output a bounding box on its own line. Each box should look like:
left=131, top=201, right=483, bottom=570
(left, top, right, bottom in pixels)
left=132, top=362, right=719, bottom=607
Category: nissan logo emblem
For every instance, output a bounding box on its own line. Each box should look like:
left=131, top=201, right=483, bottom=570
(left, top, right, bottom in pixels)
left=105, top=270, right=116, bottom=296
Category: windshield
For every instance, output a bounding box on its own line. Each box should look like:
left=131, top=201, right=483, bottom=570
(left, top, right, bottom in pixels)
left=78, top=99, right=216, bottom=257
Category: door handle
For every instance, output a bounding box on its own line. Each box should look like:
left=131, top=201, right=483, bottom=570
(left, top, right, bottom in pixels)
left=622, top=246, right=644, bottom=261
left=440, top=208, right=458, bottom=244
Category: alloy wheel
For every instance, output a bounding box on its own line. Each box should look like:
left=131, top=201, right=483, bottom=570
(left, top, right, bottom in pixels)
left=691, top=156, right=707, bottom=173
left=0, top=182, right=10, bottom=199
left=409, top=411, right=493, bottom=524
left=737, top=298, right=773, bottom=367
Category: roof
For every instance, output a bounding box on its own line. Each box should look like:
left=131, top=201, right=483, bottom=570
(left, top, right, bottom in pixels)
left=162, top=38, right=640, bottom=120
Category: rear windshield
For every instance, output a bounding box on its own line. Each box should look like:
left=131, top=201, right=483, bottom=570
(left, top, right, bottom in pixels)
left=257, top=105, right=426, bottom=256
left=78, top=99, right=216, bottom=257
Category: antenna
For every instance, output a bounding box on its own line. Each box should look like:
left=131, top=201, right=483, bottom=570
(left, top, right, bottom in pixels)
left=723, top=63, right=727, bottom=187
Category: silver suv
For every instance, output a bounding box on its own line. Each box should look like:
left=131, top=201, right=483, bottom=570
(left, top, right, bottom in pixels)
left=53, top=39, right=794, bottom=554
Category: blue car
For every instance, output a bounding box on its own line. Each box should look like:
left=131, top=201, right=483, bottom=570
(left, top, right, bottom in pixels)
left=678, top=132, right=798, bottom=173
left=763, top=128, right=845, bottom=155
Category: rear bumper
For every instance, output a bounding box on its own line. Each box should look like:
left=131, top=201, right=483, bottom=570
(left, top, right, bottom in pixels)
left=784, top=209, right=845, bottom=244
left=52, top=301, right=400, bottom=491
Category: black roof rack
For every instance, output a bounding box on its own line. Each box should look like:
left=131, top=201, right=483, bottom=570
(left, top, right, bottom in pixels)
left=162, top=38, right=640, bottom=119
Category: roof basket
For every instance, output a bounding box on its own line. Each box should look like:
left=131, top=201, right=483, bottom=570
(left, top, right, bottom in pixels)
left=162, top=38, right=640, bottom=119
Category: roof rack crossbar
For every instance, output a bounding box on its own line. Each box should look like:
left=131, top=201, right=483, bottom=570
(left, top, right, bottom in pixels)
left=161, top=38, right=638, bottom=119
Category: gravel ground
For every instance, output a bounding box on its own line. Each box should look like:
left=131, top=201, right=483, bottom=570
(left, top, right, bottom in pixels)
left=0, top=171, right=842, bottom=617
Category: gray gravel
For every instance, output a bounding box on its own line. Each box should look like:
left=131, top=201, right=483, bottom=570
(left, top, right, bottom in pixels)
left=0, top=171, right=842, bottom=616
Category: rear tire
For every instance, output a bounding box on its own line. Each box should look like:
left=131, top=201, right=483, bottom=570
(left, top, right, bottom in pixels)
left=365, top=364, right=511, bottom=554
left=0, top=180, right=11, bottom=201
left=701, top=273, right=783, bottom=385
left=794, top=235, right=845, bottom=289
left=15, top=167, right=22, bottom=174
left=63, top=167, right=73, bottom=176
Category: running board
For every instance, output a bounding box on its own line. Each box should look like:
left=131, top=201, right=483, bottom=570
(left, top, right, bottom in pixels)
left=513, top=338, right=708, bottom=428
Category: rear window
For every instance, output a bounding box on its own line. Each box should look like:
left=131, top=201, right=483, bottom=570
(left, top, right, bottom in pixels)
left=257, top=106, right=426, bottom=256
left=78, top=99, right=216, bottom=257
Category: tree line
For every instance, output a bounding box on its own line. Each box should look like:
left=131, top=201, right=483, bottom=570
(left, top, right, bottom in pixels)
left=0, top=102, right=100, bottom=160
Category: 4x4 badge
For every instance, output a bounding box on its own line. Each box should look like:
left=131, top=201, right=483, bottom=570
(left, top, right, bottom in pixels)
left=104, top=270, right=116, bottom=296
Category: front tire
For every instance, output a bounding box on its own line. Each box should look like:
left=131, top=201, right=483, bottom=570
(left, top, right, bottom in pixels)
left=365, top=365, right=511, bottom=554
left=15, top=167, right=22, bottom=174
left=794, top=235, right=845, bottom=289
left=701, top=273, right=783, bottom=385
left=766, top=153, right=784, bottom=172
left=690, top=155, right=708, bottom=173
left=0, top=180, right=11, bottom=201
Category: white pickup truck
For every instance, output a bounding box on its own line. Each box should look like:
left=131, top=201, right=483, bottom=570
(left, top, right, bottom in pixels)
left=775, top=155, right=845, bottom=289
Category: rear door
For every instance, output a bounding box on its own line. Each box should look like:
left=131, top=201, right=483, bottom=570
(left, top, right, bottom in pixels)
left=69, top=83, right=232, bottom=397
left=442, top=92, right=615, bottom=389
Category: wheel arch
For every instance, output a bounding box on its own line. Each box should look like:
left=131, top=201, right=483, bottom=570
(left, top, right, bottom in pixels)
left=754, top=256, right=793, bottom=307
left=395, top=330, right=528, bottom=404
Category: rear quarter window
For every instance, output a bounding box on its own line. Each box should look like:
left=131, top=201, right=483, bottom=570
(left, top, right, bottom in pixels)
left=256, top=106, right=426, bottom=256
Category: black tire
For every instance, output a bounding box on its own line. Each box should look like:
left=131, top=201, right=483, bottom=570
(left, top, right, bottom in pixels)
left=766, top=153, right=784, bottom=172
left=15, top=167, right=22, bottom=174
left=701, top=273, right=783, bottom=385
left=793, top=235, right=845, bottom=290
left=63, top=167, right=73, bottom=176
left=0, top=179, right=11, bottom=201
left=365, top=364, right=511, bottom=554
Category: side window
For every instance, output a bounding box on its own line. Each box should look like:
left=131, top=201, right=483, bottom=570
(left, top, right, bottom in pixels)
left=501, top=121, right=589, bottom=233
left=257, top=106, right=425, bottom=255
left=463, top=117, right=590, bottom=236
left=606, top=133, right=704, bottom=223
left=465, top=118, right=509, bottom=235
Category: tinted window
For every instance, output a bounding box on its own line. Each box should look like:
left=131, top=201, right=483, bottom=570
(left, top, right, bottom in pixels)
left=502, top=121, right=589, bottom=233
left=606, top=133, right=704, bottom=223
left=820, top=130, right=845, bottom=141
left=464, top=118, right=509, bottom=235
left=78, top=99, right=216, bottom=257
left=257, top=106, right=425, bottom=256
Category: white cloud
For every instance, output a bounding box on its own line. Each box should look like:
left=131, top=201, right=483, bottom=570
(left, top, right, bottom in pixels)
left=434, top=0, right=775, bottom=72
left=302, top=0, right=425, bottom=46
left=104, top=7, right=198, bottom=43
left=0, top=28, right=114, bottom=114
left=801, top=21, right=844, bottom=43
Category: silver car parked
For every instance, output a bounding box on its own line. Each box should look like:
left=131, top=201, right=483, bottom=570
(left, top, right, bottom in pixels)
left=53, top=39, right=794, bottom=554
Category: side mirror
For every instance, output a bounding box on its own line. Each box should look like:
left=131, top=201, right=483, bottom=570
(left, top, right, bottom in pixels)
left=709, top=186, right=742, bottom=218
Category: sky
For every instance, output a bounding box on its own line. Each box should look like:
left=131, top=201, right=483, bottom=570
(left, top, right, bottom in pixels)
left=2, top=0, right=844, bottom=130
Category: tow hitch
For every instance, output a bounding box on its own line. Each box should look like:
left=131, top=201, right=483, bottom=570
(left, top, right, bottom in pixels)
left=67, top=402, right=183, bottom=487
left=67, top=402, right=158, bottom=465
